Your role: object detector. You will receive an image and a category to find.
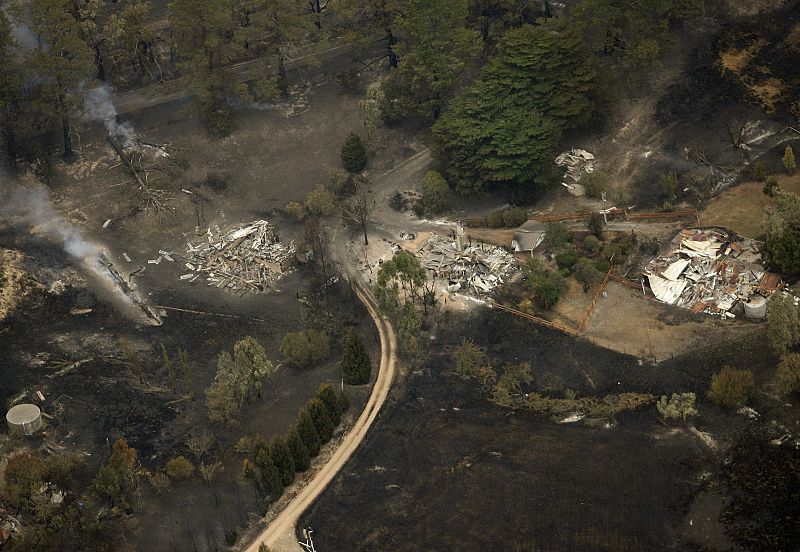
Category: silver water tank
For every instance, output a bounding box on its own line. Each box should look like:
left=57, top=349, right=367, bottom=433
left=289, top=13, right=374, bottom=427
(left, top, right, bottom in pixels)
left=6, top=404, right=43, bottom=435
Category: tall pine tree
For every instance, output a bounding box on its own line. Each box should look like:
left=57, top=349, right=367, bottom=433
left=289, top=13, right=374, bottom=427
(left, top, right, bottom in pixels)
left=380, top=0, right=480, bottom=121
left=268, top=436, right=295, bottom=487
left=286, top=426, right=310, bottom=471
left=341, top=329, right=372, bottom=385
left=432, top=21, right=599, bottom=195
left=296, top=409, right=321, bottom=457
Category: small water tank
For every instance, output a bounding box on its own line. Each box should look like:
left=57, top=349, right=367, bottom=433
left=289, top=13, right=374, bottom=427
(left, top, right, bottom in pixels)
left=744, top=296, right=767, bottom=319
left=6, top=404, right=43, bottom=435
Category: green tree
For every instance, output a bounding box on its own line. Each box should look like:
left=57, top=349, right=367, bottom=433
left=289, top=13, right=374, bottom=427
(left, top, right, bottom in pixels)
left=491, top=361, right=532, bottom=407
left=777, top=352, right=800, bottom=396
left=0, top=11, right=23, bottom=170
left=94, top=439, right=139, bottom=511
left=414, top=170, right=449, bottom=216
left=105, top=1, right=159, bottom=84
left=340, top=132, right=367, bottom=173
left=168, top=0, right=242, bottom=135
left=397, top=300, right=422, bottom=357
left=296, top=409, right=322, bottom=456
left=432, top=21, right=599, bottom=194
left=341, top=329, right=373, bottom=385
left=334, top=0, right=404, bottom=67
left=233, top=0, right=316, bottom=97
left=784, top=145, right=796, bottom=173
left=307, top=398, right=335, bottom=443
left=542, top=222, right=572, bottom=253
left=3, top=452, right=48, bottom=510
left=767, top=293, right=800, bottom=354
left=555, top=248, right=577, bottom=272
left=381, top=0, right=480, bottom=121
left=708, top=366, right=755, bottom=408
left=305, top=184, right=336, bottom=216
left=467, top=0, right=535, bottom=51
left=165, top=456, right=195, bottom=480
left=268, top=437, right=295, bottom=486
left=452, top=338, right=484, bottom=377
left=280, top=330, right=330, bottom=367
left=374, top=250, right=427, bottom=313
left=25, top=0, right=96, bottom=160
left=586, top=212, right=605, bottom=239
left=763, top=190, right=800, bottom=276
left=523, top=259, right=568, bottom=309
left=580, top=171, right=610, bottom=199
left=317, top=384, right=343, bottom=426
left=286, top=426, right=311, bottom=471
left=656, top=392, right=698, bottom=421
left=573, top=257, right=603, bottom=291
left=254, top=444, right=283, bottom=500
left=206, top=337, right=275, bottom=423
left=659, top=171, right=678, bottom=200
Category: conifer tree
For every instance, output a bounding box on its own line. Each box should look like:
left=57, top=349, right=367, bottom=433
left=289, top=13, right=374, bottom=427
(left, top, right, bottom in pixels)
left=307, top=398, right=335, bottom=443
left=784, top=145, right=796, bottom=173
left=340, top=132, right=367, bottom=173
left=254, top=443, right=283, bottom=500
left=268, top=436, right=295, bottom=487
left=286, top=426, right=310, bottom=471
left=317, top=384, right=343, bottom=426
left=296, top=409, right=321, bottom=457
left=381, top=0, right=480, bottom=121
left=432, top=21, right=599, bottom=194
left=341, top=330, right=372, bottom=385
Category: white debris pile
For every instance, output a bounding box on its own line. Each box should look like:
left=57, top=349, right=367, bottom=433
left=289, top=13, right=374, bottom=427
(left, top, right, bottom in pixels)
left=416, top=233, right=516, bottom=296
left=182, top=220, right=295, bottom=294
left=555, top=148, right=595, bottom=182
left=642, top=228, right=781, bottom=317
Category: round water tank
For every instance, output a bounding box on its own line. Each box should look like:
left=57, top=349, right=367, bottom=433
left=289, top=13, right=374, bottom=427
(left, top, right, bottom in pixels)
left=6, top=404, right=42, bottom=435
left=744, top=296, right=767, bottom=319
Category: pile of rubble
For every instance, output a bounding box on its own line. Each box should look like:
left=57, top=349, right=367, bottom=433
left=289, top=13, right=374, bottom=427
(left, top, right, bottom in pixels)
left=643, top=228, right=781, bottom=318
left=416, top=233, right=516, bottom=296
left=181, top=220, right=295, bottom=295
left=555, top=148, right=595, bottom=182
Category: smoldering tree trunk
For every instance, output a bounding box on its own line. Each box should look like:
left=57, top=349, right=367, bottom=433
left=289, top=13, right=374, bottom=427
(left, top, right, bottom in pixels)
left=277, top=53, right=287, bottom=96
left=362, top=221, right=369, bottom=245
left=386, top=30, right=398, bottom=68
left=94, top=43, right=107, bottom=81
left=3, top=123, right=17, bottom=172
left=61, top=117, right=74, bottom=160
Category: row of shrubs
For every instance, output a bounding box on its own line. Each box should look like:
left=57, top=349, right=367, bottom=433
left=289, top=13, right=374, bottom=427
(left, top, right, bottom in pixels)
left=245, top=384, right=349, bottom=506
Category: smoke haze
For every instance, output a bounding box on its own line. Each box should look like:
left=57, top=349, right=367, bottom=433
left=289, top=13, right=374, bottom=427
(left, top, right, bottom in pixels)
left=83, top=85, right=135, bottom=147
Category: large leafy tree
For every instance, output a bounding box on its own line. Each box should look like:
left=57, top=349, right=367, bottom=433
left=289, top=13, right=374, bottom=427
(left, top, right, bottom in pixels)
left=380, top=0, right=479, bottom=121
left=205, top=336, right=275, bottom=424
left=432, top=21, right=599, bottom=194
left=334, top=0, right=405, bottom=66
left=25, top=0, right=95, bottom=160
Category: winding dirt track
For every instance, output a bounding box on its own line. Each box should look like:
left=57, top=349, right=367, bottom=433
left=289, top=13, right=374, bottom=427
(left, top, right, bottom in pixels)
left=242, top=282, right=397, bottom=552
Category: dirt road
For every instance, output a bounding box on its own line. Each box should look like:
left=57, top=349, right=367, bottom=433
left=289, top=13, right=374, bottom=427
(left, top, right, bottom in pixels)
left=242, top=281, right=397, bottom=552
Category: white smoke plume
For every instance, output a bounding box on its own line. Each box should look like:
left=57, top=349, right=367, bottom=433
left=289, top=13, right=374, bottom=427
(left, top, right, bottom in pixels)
left=83, top=84, right=136, bottom=147
left=1, top=183, right=100, bottom=262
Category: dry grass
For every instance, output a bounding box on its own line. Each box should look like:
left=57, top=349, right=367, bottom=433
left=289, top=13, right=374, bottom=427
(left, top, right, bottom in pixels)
left=0, top=249, right=32, bottom=321
left=750, top=78, right=785, bottom=111
left=463, top=227, right=515, bottom=248
left=700, top=174, right=800, bottom=238
left=719, top=39, right=767, bottom=74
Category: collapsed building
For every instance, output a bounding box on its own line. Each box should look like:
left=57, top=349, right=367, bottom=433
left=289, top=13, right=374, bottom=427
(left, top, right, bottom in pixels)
left=555, top=148, right=595, bottom=196
left=414, top=232, right=516, bottom=297
left=642, top=228, right=781, bottom=318
left=180, top=220, right=295, bottom=295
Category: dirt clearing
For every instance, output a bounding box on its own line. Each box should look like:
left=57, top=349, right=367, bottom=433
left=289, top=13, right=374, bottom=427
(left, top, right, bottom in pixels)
left=700, top=173, right=800, bottom=237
